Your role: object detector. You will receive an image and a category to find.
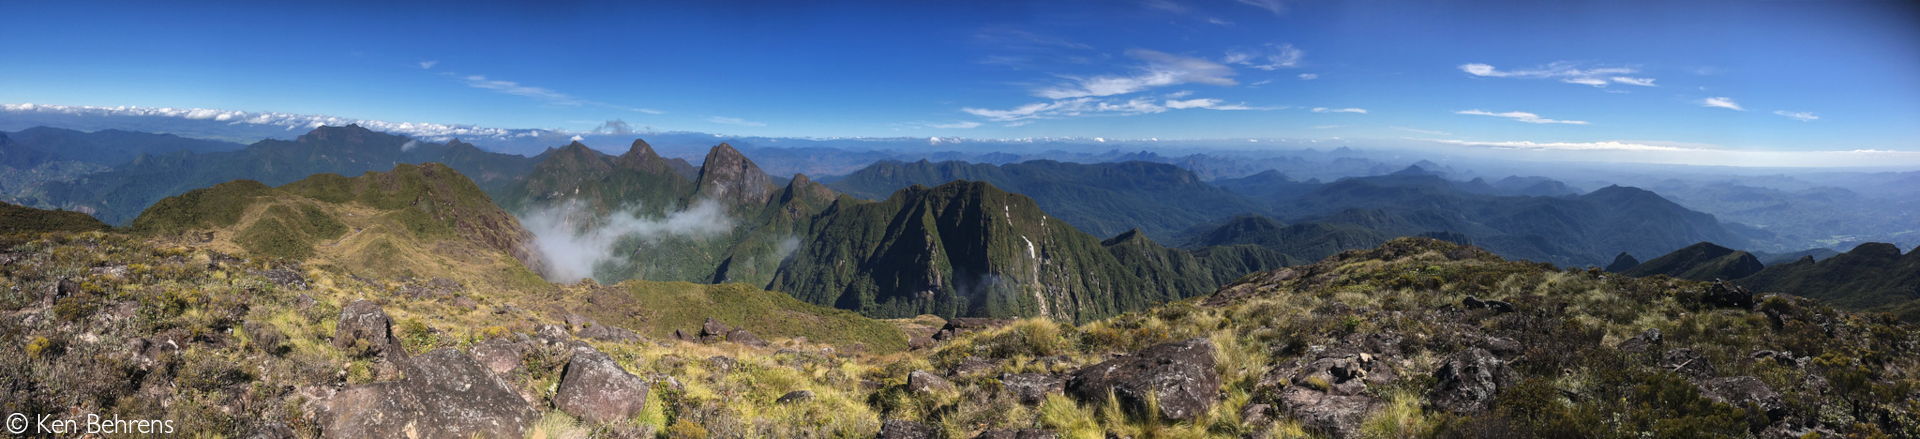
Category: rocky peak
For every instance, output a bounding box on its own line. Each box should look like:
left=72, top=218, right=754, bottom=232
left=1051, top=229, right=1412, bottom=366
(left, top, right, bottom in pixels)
left=694, top=143, right=774, bottom=206
left=1605, top=252, right=1641, bottom=272
left=613, top=138, right=676, bottom=175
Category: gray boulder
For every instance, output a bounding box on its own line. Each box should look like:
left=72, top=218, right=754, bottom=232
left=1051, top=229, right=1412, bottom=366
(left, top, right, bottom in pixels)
left=907, top=370, right=954, bottom=394
left=1426, top=348, right=1513, bottom=414
left=1065, top=337, right=1220, bottom=421
left=318, top=348, right=537, bottom=439
left=332, top=300, right=406, bottom=361
left=876, top=419, right=936, bottom=439
left=1698, top=376, right=1785, bottom=419
left=1001, top=373, right=1064, bottom=405
left=554, top=346, right=651, bottom=424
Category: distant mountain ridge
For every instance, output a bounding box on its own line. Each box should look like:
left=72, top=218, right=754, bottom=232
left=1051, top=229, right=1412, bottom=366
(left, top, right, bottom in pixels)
left=37, top=124, right=536, bottom=225
left=1618, top=241, right=1920, bottom=321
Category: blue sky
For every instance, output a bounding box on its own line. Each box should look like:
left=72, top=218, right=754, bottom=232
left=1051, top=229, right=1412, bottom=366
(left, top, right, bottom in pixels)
left=3, top=0, right=1918, bottom=156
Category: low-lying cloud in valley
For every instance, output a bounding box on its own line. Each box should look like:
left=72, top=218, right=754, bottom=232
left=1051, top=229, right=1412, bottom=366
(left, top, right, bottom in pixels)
left=520, top=199, right=735, bottom=282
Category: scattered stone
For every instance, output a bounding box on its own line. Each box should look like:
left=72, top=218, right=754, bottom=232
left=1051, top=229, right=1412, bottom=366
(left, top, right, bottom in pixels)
left=907, top=370, right=954, bottom=394
left=1661, top=348, right=1716, bottom=378
left=1002, top=373, right=1064, bottom=404
left=1065, top=337, right=1220, bottom=421
left=1617, top=328, right=1664, bottom=353
left=51, top=278, right=80, bottom=300
left=907, top=335, right=935, bottom=350
left=564, top=313, right=592, bottom=332
left=1263, top=352, right=1395, bottom=437
left=577, top=323, right=644, bottom=343
left=1427, top=348, right=1513, bottom=414
left=318, top=348, right=537, bottom=439
left=707, top=356, right=737, bottom=373
left=1240, top=403, right=1273, bottom=427
left=933, top=317, right=1012, bottom=341
left=251, top=269, right=309, bottom=290
left=776, top=390, right=814, bottom=404
left=1462, top=295, right=1515, bottom=313
left=332, top=300, right=405, bottom=361
left=700, top=318, right=732, bottom=339
left=471, top=338, right=527, bottom=376
left=671, top=329, right=695, bottom=341
left=1697, top=376, right=1785, bottom=419
left=1750, top=350, right=1804, bottom=368
left=974, top=429, right=1059, bottom=439
left=1704, top=280, right=1754, bottom=309
left=554, top=346, right=651, bottom=424
left=876, top=419, right=936, bottom=439
left=726, top=328, right=767, bottom=347
left=949, top=357, right=997, bottom=378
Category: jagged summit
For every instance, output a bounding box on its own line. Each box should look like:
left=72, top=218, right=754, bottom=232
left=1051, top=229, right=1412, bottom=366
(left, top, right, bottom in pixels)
left=1605, top=252, right=1640, bottom=272
left=695, top=142, right=775, bottom=206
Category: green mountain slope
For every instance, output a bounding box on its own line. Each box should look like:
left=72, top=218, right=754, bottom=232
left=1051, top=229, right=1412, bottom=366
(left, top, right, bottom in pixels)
left=1741, top=242, right=1920, bottom=310
left=770, top=181, right=1289, bottom=322
left=828, top=159, right=1264, bottom=238
left=0, top=201, right=109, bottom=234
left=128, top=162, right=548, bottom=290
left=1622, top=242, right=1765, bottom=281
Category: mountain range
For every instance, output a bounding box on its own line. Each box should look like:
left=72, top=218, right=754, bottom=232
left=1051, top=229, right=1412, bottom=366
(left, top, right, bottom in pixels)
left=1616, top=240, right=1920, bottom=321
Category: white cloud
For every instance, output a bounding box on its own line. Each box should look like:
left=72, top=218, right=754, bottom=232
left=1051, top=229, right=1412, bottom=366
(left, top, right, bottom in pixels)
left=462, top=75, right=579, bottom=104
left=1701, top=97, right=1745, bottom=111
left=1459, top=62, right=1648, bottom=88
left=1454, top=109, right=1589, bottom=125
left=1297, top=73, right=1318, bottom=80
left=1165, top=98, right=1259, bottom=110
left=569, top=135, right=584, bottom=141
left=418, top=60, right=439, bottom=69
left=707, top=116, right=766, bottom=127
left=1773, top=110, right=1818, bottom=121
left=1562, top=77, right=1609, bottom=87
left=1223, top=43, right=1304, bottom=71
left=450, top=73, right=663, bottom=114
left=1035, top=49, right=1237, bottom=99
left=1312, top=107, right=1367, bottom=114
left=1426, top=138, right=1700, bottom=152
left=0, top=102, right=552, bottom=141
left=1610, top=76, right=1656, bottom=86
left=1234, top=0, right=1288, bottom=15
left=930, top=121, right=983, bottom=129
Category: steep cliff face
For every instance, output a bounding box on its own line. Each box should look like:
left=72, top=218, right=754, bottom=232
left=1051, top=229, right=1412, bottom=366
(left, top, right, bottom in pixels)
left=695, top=143, right=776, bottom=209
left=770, top=181, right=1288, bottom=322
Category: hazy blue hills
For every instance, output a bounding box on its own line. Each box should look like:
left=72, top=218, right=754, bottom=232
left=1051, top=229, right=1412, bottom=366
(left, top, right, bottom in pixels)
left=33, top=125, right=536, bottom=225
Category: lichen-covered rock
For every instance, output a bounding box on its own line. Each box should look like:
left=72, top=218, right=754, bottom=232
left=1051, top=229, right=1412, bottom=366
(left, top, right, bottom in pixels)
left=907, top=370, right=954, bottom=394
left=1698, top=376, right=1785, bottom=419
left=1001, top=373, right=1064, bottom=405
left=1065, top=337, right=1220, bottom=421
left=318, top=348, right=536, bottom=438
left=332, top=300, right=405, bottom=361
left=1262, top=352, right=1394, bottom=437
left=1426, top=348, right=1513, bottom=414
left=776, top=389, right=814, bottom=404
left=470, top=338, right=526, bottom=376
left=876, top=419, right=936, bottom=439
left=554, top=346, right=650, bottom=424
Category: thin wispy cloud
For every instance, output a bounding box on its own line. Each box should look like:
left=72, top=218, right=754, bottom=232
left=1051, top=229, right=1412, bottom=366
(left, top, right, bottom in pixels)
left=418, top=60, right=439, bottom=69
left=1774, top=110, right=1818, bottom=121
left=1223, top=43, right=1303, bottom=71
left=1034, top=49, right=1236, bottom=99
left=1392, top=126, right=1451, bottom=136
left=707, top=116, right=766, bottom=127
left=1455, top=109, right=1589, bottom=125
left=1701, top=96, right=1745, bottom=111
left=1312, top=107, right=1367, bottom=114
left=1297, top=73, right=1318, bottom=80
left=1234, top=0, right=1288, bottom=15
left=1165, top=98, right=1260, bottom=110
left=929, top=121, right=983, bottom=129
left=1459, top=62, right=1652, bottom=88
left=450, top=73, right=663, bottom=114
left=1426, top=138, right=1701, bottom=152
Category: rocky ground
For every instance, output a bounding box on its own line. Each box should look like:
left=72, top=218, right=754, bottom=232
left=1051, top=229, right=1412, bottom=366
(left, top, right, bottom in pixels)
left=3, top=233, right=1916, bottom=438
